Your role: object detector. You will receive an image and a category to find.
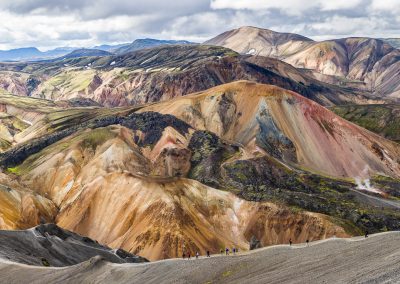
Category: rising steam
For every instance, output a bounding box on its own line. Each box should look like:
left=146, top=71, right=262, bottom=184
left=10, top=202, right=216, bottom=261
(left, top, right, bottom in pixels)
left=354, top=166, right=382, bottom=194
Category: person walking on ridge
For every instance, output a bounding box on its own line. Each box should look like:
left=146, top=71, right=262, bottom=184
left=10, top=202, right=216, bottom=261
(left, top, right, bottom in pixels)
left=207, top=250, right=210, bottom=257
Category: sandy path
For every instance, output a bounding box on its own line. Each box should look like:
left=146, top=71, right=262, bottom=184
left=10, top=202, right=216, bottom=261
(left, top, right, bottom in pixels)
left=0, top=232, right=399, bottom=284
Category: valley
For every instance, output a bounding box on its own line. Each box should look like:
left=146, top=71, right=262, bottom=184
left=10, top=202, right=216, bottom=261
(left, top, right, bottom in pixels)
left=0, top=20, right=399, bottom=283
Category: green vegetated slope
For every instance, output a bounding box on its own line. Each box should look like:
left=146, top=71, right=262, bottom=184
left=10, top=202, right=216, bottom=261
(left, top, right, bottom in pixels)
left=332, top=104, right=400, bottom=143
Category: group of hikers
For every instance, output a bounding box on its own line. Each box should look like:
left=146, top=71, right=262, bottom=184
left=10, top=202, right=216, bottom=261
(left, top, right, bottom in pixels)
left=221, top=247, right=239, bottom=256
left=182, top=232, right=370, bottom=260
left=182, top=247, right=239, bottom=259
left=182, top=250, right=211, bottom=259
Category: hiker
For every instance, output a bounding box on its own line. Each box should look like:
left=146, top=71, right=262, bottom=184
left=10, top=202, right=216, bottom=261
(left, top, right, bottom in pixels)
left=306, top=239, right=309, bottom=246
left=196, top=251, right=199, bottom=259
left=289, top=239, right=292, bottom=246
left=188, top=251, right=191, bottom=259
left=207, top=250, right=210, bottom=257
left=233, top=248, right=236, bottom=255
left=365, top=231, right=369, bottom=238
left=182, top=252, right=186, bottom=259
left=225, top=248, right=229, bottom=255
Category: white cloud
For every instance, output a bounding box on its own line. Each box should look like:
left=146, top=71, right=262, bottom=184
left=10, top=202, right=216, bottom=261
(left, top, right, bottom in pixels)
left=309, top=15, right=383, bottom=37
left=0, top=0, right=399, bottom=50
left=320, top=0, right=364, bottom=11
left=370, top=0, right=400, bottom=13
left=210, top=0, right=363, bottom=14
left=0, top=10, right=156, bottom=50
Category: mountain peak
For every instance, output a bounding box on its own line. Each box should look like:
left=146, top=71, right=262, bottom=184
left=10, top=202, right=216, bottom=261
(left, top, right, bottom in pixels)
left=60, top=48, right=112, bottom=59
left=205, top=26, right=314, bottom=57
left=115, top=38, right=195, bottom=54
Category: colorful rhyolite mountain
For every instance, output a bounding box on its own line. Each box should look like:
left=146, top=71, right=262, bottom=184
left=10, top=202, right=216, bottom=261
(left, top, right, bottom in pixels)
left=0, top=82, right=399, bottom=261
left=205, top=26, right=400, bottom=100
left=0, top=45, right=379, bottom=107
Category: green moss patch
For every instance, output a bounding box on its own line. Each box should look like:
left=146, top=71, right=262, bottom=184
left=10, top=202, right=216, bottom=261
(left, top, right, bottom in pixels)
left=331, top=104, right=400, bottom=142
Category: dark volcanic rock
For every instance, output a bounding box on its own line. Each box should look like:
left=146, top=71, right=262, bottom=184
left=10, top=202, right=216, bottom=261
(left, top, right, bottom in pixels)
left=249, top=236, right=262, bottom=250
left=0, top=111, right=191, bottom=168
left=188, top=130, right=239, bottom=188
left=256, top=106, right=296, bottom=162
left=0, top=224, right=148, bottom=267
left=122, top=111, right=191, bottom=147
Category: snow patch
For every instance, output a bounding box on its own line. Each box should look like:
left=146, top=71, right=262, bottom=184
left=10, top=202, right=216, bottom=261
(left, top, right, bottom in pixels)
left=246, top=48, right=256, bottom=55
left=22, top=119, right=33, bottom=126
left=140, top=54, right=158, bottom=65
left=110, top=61, right=116, bottom=66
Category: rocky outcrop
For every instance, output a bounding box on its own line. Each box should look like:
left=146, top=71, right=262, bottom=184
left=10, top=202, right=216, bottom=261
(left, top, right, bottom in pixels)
left=255, top=105, right=296, bottom=162
left=0, top=224, right=148, bottom=266
left=153, top=147, right=191, bottom=177
left=188, top=130, right=239, bottom=188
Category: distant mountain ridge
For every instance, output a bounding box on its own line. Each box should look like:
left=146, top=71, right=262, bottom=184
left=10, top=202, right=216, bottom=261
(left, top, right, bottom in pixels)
left=58, top=48, right=112, bottom=60
left=114, top=38, right=195, bottom=54
left=381, top=38, right=400, bottom=49
left=0, top=45, right=373, bottom=107
left=205, top=26, right=400, bottom=101
left=0, top=38, right=195, bottom=62
left=0, top=47, right=77, bottom=62
left=94, top=43, right=130, bottom=52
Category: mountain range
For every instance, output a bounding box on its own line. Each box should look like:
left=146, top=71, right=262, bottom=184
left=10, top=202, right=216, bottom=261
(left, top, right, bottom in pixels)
left=206, top=26, right=400, bottom=101
left=0, top=44, right=379, bottom=107
left=0, top=80, right=399, bottom=261
left=0, top=39, right=195, bottom=62
left=0, top=47, right=77, bottom=62
left=0, top=25, right=399, bottom=267
left=382, top=38, right=400, bottom=49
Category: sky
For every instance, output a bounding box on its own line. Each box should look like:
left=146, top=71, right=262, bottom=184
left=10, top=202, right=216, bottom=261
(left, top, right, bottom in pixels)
left=0, top=0, right=399, bottom=50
